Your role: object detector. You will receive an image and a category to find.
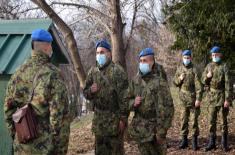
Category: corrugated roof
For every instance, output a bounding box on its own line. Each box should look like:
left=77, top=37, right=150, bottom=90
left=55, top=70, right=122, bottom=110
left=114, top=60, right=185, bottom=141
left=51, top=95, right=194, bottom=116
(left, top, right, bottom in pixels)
left=0, top=19, right=52, bottom=34
left=0, top=19, right=70, bottom=75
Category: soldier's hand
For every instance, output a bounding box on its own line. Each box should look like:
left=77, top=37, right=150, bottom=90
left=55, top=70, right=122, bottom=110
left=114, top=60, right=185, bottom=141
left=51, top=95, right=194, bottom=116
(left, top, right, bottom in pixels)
left=90, top=83, right=99, bottom=94
left=207, top=71, right=213, bottom=78
left=195, top=100, right=201, bottom=108
left=134, top=96, right=142, bottom=108
left=224, top=100, right=230, bottom=108
left=179, top=73, right=185, bottom=81
left=119, top=120, right=126, bottom=134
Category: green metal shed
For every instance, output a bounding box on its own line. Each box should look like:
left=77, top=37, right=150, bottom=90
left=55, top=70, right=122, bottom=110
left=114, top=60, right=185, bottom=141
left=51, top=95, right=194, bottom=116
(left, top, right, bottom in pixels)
left=0, top=19, right=70, bottom=155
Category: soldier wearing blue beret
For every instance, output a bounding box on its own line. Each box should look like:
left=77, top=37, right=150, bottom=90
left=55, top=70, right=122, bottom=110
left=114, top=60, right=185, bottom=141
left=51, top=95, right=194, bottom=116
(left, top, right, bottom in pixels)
left=174, top=49, right=203, bottom=151
left=202, top=46, right=232, bottom=152
left=83, top=39, right=128, bottom=155
left=124, top=47, right=174, bottom=155
left=4, top=29, right=70, bottom=155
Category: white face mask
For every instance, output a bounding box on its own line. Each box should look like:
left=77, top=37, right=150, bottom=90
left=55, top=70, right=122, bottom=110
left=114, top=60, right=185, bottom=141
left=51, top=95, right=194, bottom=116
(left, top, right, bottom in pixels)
left=139, top=63, right=151, bottom=75
left=212, top=56, right=221, bottom=63
left=183, top=58, right=191, bottom=66
left=96, top=54, right=107, bottom=66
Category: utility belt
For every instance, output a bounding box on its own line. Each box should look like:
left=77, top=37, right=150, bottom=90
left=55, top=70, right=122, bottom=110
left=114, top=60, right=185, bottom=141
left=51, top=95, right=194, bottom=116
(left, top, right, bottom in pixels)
left=137, top=111, right=157, bottom=119
left=180, top=88, right=195, bottom=93
left=210, top=87, right=224, bottom=92
left=209, top=82, right=224, bottom=90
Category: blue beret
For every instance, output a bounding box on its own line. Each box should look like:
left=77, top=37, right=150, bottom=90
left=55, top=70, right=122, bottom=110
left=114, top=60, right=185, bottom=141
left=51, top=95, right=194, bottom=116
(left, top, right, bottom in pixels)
left=182, top=50, right=192, bottom=56
left=210, top=46, right=220, bottom=53
left=139, top=48, right=154, bottom=58
left=95, top=39, right=111, bottom=51
left=31, top=29, right=53, bottom=42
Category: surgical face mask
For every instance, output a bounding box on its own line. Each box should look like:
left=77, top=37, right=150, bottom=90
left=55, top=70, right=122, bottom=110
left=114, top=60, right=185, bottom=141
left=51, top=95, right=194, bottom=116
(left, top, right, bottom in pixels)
left=96, top=54, right=107, bottom=66
left=212, top=56, right=221, bottom=63
left=139, top=63, right=151, bottom=75
left=183, top=58, right=191, bottom=66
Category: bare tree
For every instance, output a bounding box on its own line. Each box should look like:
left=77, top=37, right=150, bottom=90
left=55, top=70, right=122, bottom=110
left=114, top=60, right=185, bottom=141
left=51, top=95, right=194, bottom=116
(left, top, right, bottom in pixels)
left=0, top=0, right=22, bottom=19
left=31, top=0, right=86, bottom=88
left=51, top=0, right=142, bottom=69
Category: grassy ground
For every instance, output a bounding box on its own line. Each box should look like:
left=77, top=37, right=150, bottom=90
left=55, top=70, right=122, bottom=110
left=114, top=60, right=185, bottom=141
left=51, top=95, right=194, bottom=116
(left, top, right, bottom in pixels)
left=68, top=87, right=235, bottom=155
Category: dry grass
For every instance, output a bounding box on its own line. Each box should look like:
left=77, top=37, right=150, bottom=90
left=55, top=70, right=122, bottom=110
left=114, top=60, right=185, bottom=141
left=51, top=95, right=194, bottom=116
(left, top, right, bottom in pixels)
left=67, top=114, right=94, bottom=155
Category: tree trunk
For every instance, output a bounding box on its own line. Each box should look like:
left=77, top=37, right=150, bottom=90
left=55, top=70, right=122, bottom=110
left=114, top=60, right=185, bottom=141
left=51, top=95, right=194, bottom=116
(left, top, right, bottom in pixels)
left=31, top=0, right=86, bottom=88
left=110, top=0, right=126, bottom=69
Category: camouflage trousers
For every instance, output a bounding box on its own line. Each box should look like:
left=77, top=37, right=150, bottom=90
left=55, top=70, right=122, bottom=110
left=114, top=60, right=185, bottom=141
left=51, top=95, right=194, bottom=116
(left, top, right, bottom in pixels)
left=14, top=144, right=52, bottom=155
left=57, top=121, right=71, bottom=155
left=13, top=135, right=53, bottom=155
left=95, top=134, right=124, bottom=155
left=137, top=138, right=167, bottom=155
left=13, top=124, right=70, bottom=155
left=180, top=106, right=200, bottom=136
left=208, top=106, right=229, bottom=136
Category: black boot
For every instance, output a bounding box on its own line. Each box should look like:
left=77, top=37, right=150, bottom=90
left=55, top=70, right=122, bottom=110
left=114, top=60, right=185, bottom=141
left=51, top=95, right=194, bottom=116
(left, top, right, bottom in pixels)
left=205, top=135, right=216, bottom=151
left=192, top=135, right=198, bottom=151
left=179, top=135, right=188, bottom=149
left=221, top=133, right=229, bottom=152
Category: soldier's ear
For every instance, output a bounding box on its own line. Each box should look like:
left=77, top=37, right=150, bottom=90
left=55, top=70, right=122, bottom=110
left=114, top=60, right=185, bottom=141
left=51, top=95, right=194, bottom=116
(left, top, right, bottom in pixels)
left=107, top=51, right=112, bottom=59
left=31, top=41, right=34, bottom=50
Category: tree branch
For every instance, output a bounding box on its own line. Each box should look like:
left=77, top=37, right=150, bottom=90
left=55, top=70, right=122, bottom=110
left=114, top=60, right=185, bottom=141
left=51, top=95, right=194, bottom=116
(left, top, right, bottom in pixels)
left=51, top=2, right=111, bottom=20
left=124, top=0, right=138, bottom=53
left=51, top=2, right=112, bottom=33
left=17, top=7, right=40, bottom=14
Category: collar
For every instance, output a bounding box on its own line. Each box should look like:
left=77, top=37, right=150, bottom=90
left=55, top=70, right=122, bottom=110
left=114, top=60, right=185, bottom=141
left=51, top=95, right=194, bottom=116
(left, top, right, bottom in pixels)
left=139, top=63, right=156, bottom=81
left=97, top=59, right=112, bottom=71
left=31, top=50, right=50, bottom=64
left=182, top=63, right=193, bottom=69
left=212, top=61, right=222, bottom=65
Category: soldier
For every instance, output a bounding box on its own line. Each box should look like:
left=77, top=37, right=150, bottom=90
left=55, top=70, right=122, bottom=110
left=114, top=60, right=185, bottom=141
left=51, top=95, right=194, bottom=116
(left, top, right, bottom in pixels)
left=124, top=48, right=174, bottom=155
left=202, top=46, right=232, bottom=152
left=4, top=29, right=70, bottom=155
left=173, top=50, right=202, bottom=150
left=83, top=39, right=128, bottom=155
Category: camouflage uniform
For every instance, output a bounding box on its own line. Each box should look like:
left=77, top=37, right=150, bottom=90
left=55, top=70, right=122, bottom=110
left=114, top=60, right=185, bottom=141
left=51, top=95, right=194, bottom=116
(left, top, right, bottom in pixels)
left=202, top=62, right=232, bottom=137
left=124, top=64, right=174, bottom=155
left=4, top=51, right=70, bottom=155
left=83, top=61, right=128, bottom=155
left=173, top=63, right=202, bottom=137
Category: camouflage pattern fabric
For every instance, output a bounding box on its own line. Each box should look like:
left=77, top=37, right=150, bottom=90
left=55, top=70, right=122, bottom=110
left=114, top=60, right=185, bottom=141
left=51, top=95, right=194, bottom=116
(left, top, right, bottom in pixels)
left=202, top=62, right=232, bottom=106
left=202, top=62, right=232, bottom=136
left=173, top=63, right=202, bottom=107
left=137, top=138, right=167, bottom=155
left=173, top=63, right=202, bottom=136
left=95, top=135, right=124, bottom=155
left=4, top=51, right=70, bottom=155
left=124, top=64, right=174, bottom=154
left=208, top=106, right=229, bottom=136
left=83, top=61, right=128, bottom=155
left=179, top=107, right=200, bottom=136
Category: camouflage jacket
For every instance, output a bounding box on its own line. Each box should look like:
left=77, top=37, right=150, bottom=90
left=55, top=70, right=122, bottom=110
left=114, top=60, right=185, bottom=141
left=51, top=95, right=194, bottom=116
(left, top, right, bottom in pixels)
left=202, top=62, right=232, bottom=106
left=83, top=61, right=128, bottom=136
left=173, top=63, right=203, bottom=107
left=124, top=64, right=174, bottom=143
left=4, top=51, right=70, bottom=155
